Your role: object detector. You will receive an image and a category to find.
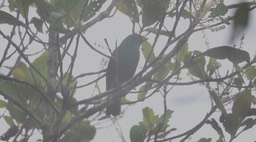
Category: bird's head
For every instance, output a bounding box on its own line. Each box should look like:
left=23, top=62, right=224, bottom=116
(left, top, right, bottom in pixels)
left=126, top=34, right=147, bottom=45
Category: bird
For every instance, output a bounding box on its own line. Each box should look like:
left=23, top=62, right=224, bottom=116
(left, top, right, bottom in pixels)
left=106, top=34, right=147, bottom=116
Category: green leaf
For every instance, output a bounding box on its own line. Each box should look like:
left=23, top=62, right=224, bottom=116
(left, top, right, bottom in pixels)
left=8, top=0, right=16, bottom=11
left=0, top=99, right=7, bottom=108
left=68, top=98, right=79, bottom=114
left=30, top=52, right=48, bottom=87
left=233, top=74, right=244, bottom=90
left=216, top=136, right=225, bottom=142
left=181, top=9, right=193, bottom=19
left=15, top=0, right=32, bottom=18
left=61, top=73, right=77, bottom=91
left=82, top=0, right=106, bottom=22
left=176, top=42, right=188, bottom=62
left=154, top=56, right=174, bottom=81
left=0, top=10, right=24, bottom=26
left=245, top=66, right=256, bottom=81
left=57, top=0, right=81, bottom=12
left=206, top=118, right=224, bottom=138
left=241, top=118, right=256, bottom=131
left=7, top=102, right=27, bottom=123
left=11, top=65, right=25, bottom=81
left=35, top=0, right=55, bottom=22
left=197, top=138, right=212, bottom=142
left=63, top=111, right=72, bottom=123
left=10, top=62, right=42, bottom=108
left=26, top=87, right=43, bottom=115
left=69, top=0, right=85, bottom=21
left=81, top=121, right=96, bottom=141
left=158, top=110, right=173, bottom=132
left=49, top=11, right=66, bottom=22
left=141, top=41, right=156, bottom=64
left=185, top=51, right=207, bottom=79
left=137, top=85, right=146, bottom=101
left=130, top=125, right=146, bottom=142
left=116, top=0, right=139, bottom=22
left=30, top=17, right=44, bottom=33
left=24, top=118, right=40, bottom=130
left=32, top=52, right=48, bottom=77
left=56, top=0, right=85, bottom=27
left=204, top=46, right=250, bottom=64
left=13, top=62, right=32, bottom=82
left=139, top=0, right=170, bottom=27
left=222, top=113, right=240, bottom=137
left=3, top=116, right=15, bottom=126
left=248, top=108, right=256, bottom=116
left=232, top=89, right=252, bottom=121
left=209, top=90, right=227, bottom=115
left=0, top=80, right=27, bottom=104
left=143, top=107, right=158, bottom=129
left=137, top=82, right=152, bottom=101
left=60, top=121, right=96, bottom=142
left=210, top=3, right=228, bottom=17
left=207, top=58, right=221, bottom=76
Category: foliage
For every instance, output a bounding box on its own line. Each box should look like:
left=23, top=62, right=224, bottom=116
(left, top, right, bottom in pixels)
left=130, top=107, right=173, bottom=142
left=0, top=0, right=255, bottom=142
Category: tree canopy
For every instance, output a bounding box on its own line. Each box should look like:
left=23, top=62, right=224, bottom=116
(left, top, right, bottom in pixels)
left=0, top=0, right=256, bottom=142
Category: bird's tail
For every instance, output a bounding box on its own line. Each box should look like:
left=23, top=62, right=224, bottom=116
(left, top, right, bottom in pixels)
left=106, top=97, right=121, bottom=116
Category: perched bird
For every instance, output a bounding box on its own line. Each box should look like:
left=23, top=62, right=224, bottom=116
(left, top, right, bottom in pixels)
left=106, top=34, right=147, bottom=116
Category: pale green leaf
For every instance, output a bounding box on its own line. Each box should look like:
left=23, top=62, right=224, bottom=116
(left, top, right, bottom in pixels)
left=141, top=41, right=155, bottom=64
left=245, top=66, right=256, bottom=81
left=0, top=99, right=7, bottom=108
left=3, top=116, right=15, bottom=126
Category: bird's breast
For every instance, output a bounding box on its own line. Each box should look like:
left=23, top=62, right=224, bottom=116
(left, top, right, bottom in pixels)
left=117, top=48, right=140, bottom=83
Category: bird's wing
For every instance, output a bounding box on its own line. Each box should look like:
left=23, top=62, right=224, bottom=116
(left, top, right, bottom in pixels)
left=106, top=56, right=119, bottom=90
